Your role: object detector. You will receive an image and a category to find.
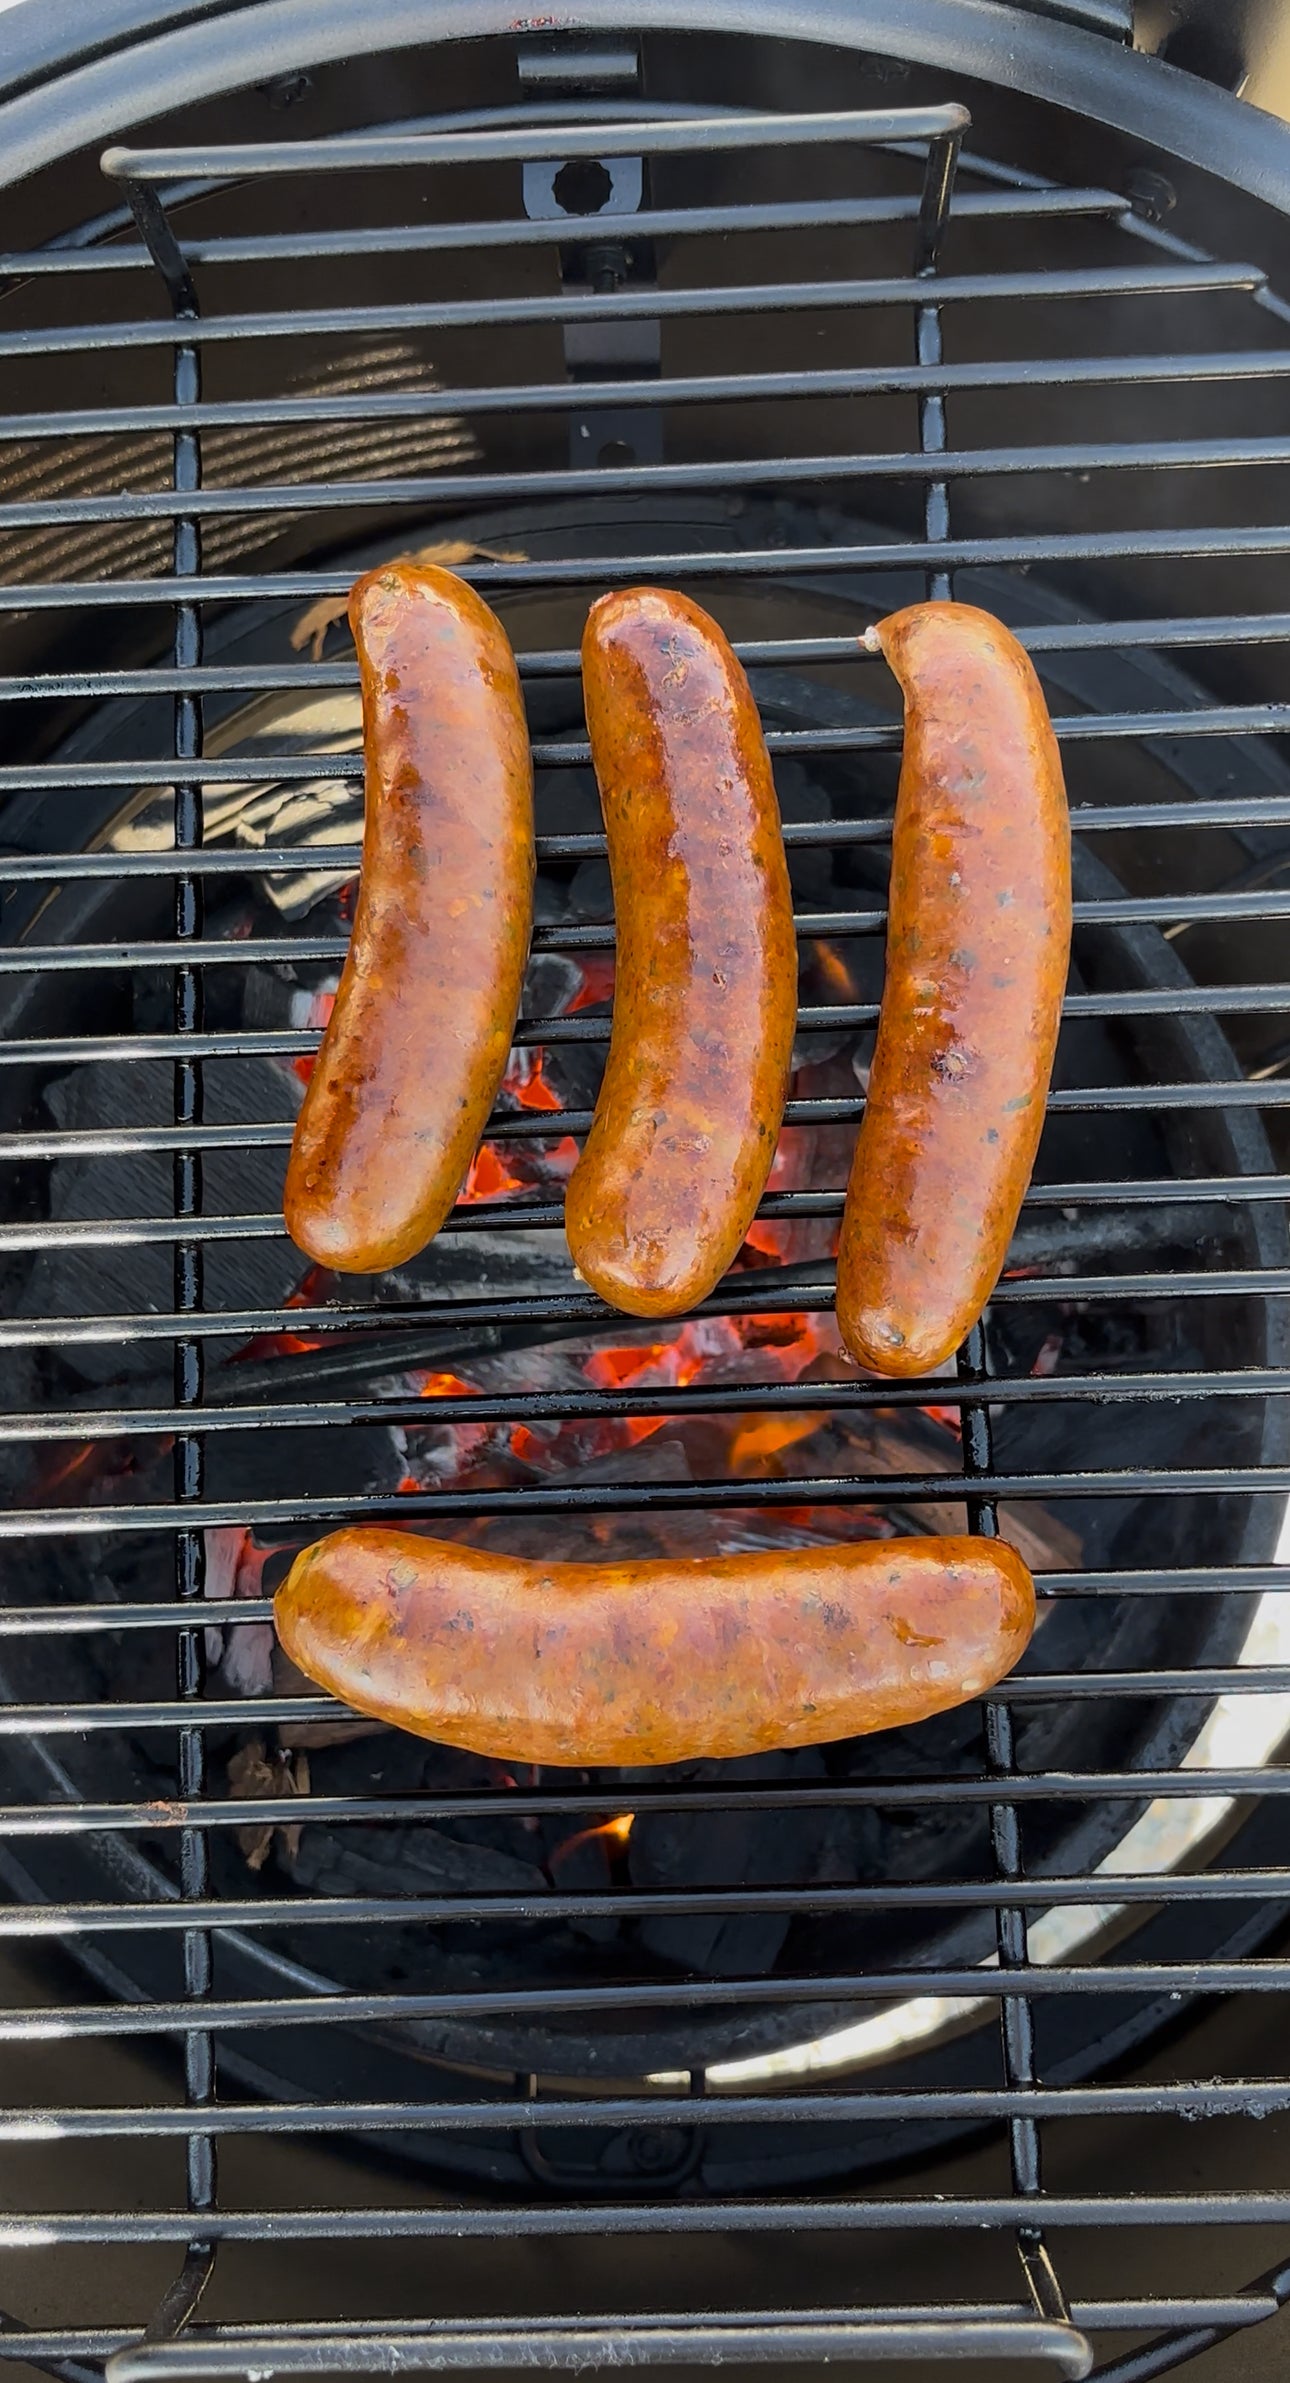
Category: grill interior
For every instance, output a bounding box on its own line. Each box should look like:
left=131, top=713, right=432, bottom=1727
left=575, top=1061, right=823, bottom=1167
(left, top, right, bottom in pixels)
left=3, top=24, right=1290, bottom=2382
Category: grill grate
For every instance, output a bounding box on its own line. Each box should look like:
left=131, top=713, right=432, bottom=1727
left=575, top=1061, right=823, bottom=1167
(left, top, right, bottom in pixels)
left=0, top=72, right=1288, bottom=2383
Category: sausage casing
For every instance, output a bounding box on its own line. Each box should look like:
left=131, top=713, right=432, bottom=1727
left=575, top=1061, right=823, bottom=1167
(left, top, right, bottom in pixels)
left=836, top=602, right=1071, bottom=1376
left=283, top=564, right=534, bottom=1273
left=275, top=1528, right=1035, bottom=1767
left=564, top=588, right=797, bottom=1319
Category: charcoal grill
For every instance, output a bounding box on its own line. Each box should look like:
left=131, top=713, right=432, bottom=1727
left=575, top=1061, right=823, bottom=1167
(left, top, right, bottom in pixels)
left=5, top=1, right=1290, bottom=2377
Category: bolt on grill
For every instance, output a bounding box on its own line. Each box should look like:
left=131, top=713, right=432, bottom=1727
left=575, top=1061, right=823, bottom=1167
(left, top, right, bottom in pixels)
left=0, top=59, right=1288, bottom=2383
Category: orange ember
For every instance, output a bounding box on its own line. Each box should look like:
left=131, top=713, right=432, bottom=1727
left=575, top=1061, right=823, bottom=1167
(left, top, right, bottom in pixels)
left=505, top=1047, right=562, bottom=1112
left=546, top=1134, right=580, bottom=1176
left=811, top=939, right=856, bottom=1000
left=742, top=1217, right=791, bottom=1262
left=565, top=955, right=616, bottom=1012
left=461, top=1142, right=524, bottom=1202
left=728, top=1409, right=828, bottom=1476
left=415, top=1371, right=477, bottom=1400
left=583, top=1343, right=671, bottom=1390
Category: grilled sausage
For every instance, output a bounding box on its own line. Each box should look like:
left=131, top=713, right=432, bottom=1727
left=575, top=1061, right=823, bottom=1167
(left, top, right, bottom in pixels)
left=275, top=1528, right=1035, bottom=1766
left=284, top=564, right=534, bottom=1273
left=564, top=588, right=797, bottom=1319
left=836, top=602, right=1071, bottom=1377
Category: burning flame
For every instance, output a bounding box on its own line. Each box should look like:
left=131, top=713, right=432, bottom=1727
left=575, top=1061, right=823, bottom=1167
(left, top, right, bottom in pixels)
left=549, top=1812, right=635, bottom=1873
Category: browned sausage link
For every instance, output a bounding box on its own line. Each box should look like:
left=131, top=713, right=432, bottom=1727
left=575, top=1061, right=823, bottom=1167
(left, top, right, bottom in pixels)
left=284, top=564, right=534, bottom=1273
left=564, top=588, right=797, bottom=1319
left=836, top=601, right=1071, bottom=1377
left=276, top=1529, right=1035, bottom=1767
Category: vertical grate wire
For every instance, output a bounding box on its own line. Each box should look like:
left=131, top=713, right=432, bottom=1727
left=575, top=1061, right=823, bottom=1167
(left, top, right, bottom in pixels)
left=910, top=127, right=1077, bottom=2345
left=120, top=181, right=218, bottom=2343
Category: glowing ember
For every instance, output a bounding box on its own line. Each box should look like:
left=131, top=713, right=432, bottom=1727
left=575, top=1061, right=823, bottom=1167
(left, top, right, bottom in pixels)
left=461, top=1142, right=525, bottom=1202
left=414, top=1371, right=478, bottom=1401
left=728, top=1409, right=829, bottom=1475
left=741, top=1218, right=791, bottom=1262
left=543, top=1134, right=580, bottom=1178
left=505, top=1046, right=562, bottom=1111
left=810, top=939, right=857, bottom=1000
left=565, top=954, right=616, bottom=1012
left=583, top=1343, right=672, bottom=1390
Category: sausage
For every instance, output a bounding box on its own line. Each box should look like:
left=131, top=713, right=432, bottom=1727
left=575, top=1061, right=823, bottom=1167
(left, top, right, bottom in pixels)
left=283, top=563, right=534, bottom=1273
left=564, top=588, right=797, bottom=1319
left=274, top=1528, right=1035, bottom=1767
left=836, top=601, right=1071, bottom=1377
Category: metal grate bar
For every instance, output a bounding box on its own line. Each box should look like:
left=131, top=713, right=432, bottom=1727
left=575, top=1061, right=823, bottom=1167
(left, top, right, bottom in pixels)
left=11, top=344, right=1290, bottom=446
left=5, top=1558, right=1284, bottom=1631
left=15, top=630, right=1290, bottom=705
left=16, top=433, right=1290, bottom=532
left=7, top=891, right=1287, bottom=972
left=910, top=140, right=1064, bottom=2339
left=22, top=520, right=1290, bottom=611
left=6, top=1462, right=1287, bottom=1541
left=0, top=180, right=1127, bottom=287
left=0, top=2304, right=1266, bottom=2354
left=15, top=698, right=1290, bottom=784
left=7, top=2083, right=1290, bottom=2131
left=9, top=1082, right=1290, bottom=1168
left=5, top=1263, right=1290, bottom=1353
left=118, top=167, right=218, bottom=2364
left=6, top=978, right=1290, bottom=1063
left=0, top=2306, right=1275, bottom=2377
left=102, top=110, right=974, bottom=179
left=0, top=262, right=1256, bottom=367
left=10, top=1962, right=1290, bottom=2036
left=3, top=1659, right=1290, bottom=1722
left=0, top=807, right=1287, bottom=897
left=5, top=1869, right=1290, bottom=1935
left=0, top=1168, right=1276, bottom=1252
left=103, top=2318, right=1092, bottom=2378
left=7, top=2196, right=1290, bottom=2241
left=0, top=1364, right=1285, bottom=1448
left=0, top=1661, right=1285, bottom=1720
left=2, top=1762, right=1288, bottom=1831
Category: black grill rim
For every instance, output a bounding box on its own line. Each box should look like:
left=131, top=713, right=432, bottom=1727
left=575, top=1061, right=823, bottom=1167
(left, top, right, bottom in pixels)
left=0, top=0, right=1285, bottom=224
